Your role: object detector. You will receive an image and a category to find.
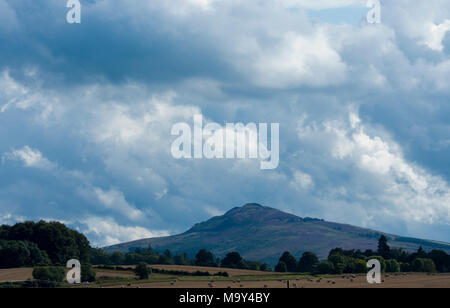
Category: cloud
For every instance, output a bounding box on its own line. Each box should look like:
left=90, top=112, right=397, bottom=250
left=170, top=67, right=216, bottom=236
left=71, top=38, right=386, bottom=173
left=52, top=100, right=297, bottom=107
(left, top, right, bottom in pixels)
left=242, top=30, right=347, bottom=88
left=2, top=146, right=57, bottom=171
left=93, top=188, right=144, bottom=222
left=81, top=216, right=170, bottom=247
left=298, top=111, right=450, bottom=225
left=279, top=0, right=366, bottom=10
left=421, top=20, right=450, bottom=51
left=291, top=170, right=314, bottom=190
left=0, top=0, right=449, bottom=246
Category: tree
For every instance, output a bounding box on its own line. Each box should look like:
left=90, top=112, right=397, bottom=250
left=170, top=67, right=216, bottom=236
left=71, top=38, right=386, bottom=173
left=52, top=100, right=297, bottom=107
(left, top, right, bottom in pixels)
left=32, top=266, right=65, bottom=287
left=81, top=263, right=96, bottom=282
left=428, top=250, right=449, bottom=273
left=412, top=258, right=425, bottom=272
left=135, top=262, right=151, bottom=279
left=400, top=262, right=411, bottom=272
left=297, top=252, right=319, bottom=273
left=0, top=221, right=91, bottom=265
left=377, top=235, right=390, bottom=259
left=316, top=261, right=334, bottom=274
left=221, top=252, right=243, bottom=269
left=260, top=263, right=269, bottom=272
left=90, top=248, right=111, bottom=265
left=278, top=252, right=297, bottom=272
left=174, top=253, right=190, bottom=265
left=412, top=258, right=436, bottom=273
left=0, top=240, right=50, bottom=268
left=195, top=249, right=215, bottom=267
left=158, top=254, right=174, bottom=265
left=385, top=259, right=400, bottom=273
left=110, top=251, right=125, bottom=265
left=353, top=259, right=367, bottom=273
left=275, top=261, right=287, bottom=272
left=164, top=249, right=172, bottom=258
left=328, top=253, right=347, bottom=274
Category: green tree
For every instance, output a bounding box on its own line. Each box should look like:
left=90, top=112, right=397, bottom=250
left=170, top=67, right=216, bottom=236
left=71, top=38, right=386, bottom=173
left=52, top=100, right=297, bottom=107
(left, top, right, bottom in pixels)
left=278, top=251, right=297, bottom=272
left=297, top=252, right=319, bottom=273
left=328, top=253, right=347, bottom=274
left=377, top=235, right=390, bottom=259
left=0, top=240, right=50, bottom=268
left=135, top=262, right=151, bottom=279
left=0, top=221, right=91, bottom=265
left=174, top=253, right=190, bottom=265
left=158, top=254, right=174, bottom=265
left=412, top=258, right=436, bottom=273
left=32, top=266, right=65, bottom=287
left=275, top=261, right=287, bottom=272
left=400, top=262, right=411, bottom=272
left=353, top=259, right=367, bottom=273
left=195, top=249, right=215, bottom=267
left=110, top=251, right=125, bottom=265
left=81, top=263, right=96, bottom=282
left=221, top=252, right=243, bottom=269
left=385, top=259, right=400, bottom=273
left=428, top=250, right=449, bottom=273
left=90, top=248, right=111, bottom=265
left=316, top=261, right=334, bottom=274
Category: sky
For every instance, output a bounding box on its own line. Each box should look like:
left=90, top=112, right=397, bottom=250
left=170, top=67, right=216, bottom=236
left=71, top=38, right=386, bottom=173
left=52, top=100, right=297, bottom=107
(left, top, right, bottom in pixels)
left=0, top=0, right=449, bottom=247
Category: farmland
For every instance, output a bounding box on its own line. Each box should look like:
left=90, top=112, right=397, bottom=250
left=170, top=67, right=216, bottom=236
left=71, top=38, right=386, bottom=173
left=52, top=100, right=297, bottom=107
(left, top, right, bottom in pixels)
left=1, top=265, right=449, bottom=288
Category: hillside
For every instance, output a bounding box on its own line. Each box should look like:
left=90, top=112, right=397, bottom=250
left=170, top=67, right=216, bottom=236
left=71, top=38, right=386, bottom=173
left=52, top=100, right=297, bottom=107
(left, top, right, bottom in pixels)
left=105, top=204, right=450, bottom=266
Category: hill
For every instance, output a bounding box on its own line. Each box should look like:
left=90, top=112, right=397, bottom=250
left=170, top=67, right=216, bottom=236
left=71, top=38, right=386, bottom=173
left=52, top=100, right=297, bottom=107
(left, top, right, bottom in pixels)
left=104, top=204, right=450, bottom=266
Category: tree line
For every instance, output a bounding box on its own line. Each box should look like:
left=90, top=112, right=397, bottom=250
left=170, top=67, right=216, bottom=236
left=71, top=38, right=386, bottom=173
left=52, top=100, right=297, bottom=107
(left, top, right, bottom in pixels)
left=274, top=235, right=450, bottom=274
left=91, top=247, right=270, bottom=271
left=0, top=221, right=90, bottom=268
left=1, top=221, right=449, bottom=283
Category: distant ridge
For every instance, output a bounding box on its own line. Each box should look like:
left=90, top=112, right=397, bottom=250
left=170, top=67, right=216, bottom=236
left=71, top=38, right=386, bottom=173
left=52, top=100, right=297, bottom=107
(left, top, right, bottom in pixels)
left=105, top=204, right=450, bottom=266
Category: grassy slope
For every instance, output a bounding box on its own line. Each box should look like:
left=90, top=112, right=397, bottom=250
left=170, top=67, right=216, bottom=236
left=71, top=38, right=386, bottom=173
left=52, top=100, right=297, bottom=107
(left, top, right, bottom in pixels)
left=105, top=204, right=450, bottom=266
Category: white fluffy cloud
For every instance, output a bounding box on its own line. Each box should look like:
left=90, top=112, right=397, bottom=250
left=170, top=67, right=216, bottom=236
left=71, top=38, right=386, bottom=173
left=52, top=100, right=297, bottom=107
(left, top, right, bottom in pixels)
left=243, top=30, right=347, bottom=88
left=2, top=146, right=57, bottom=171
left=81, top=216, right=170, bottom=247
left=298, top=111, right=450, bottom=225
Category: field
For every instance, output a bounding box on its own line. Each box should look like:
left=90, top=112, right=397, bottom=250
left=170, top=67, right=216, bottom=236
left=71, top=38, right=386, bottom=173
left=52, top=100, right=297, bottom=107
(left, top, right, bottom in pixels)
left=1, top=265, right=449, bottom=288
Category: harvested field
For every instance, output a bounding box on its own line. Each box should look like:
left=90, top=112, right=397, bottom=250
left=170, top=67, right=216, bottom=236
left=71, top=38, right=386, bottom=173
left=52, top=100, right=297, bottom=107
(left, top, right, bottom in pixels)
left=104, top=273, right=450, bottom=289
left=95, top=270, right=135, bottom=278
left=149, top=265, right=279, bottom=276
left=0, top=268, right=33, bottom=283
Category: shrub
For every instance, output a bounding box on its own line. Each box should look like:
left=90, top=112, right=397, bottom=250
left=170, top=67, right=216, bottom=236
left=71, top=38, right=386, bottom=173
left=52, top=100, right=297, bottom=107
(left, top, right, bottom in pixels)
left=81, top=263, right=96, bottom=282
left=353, top=259, right=367, bottom=273
left=400, top=262, right=411, bottom=272
left=386, top=259, right=400, bottom=273
left=412, top=258, right=436, bottom=273
left=32, top=266, right=65, bottom=287
left=135, top=262, right=151, bottom=280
